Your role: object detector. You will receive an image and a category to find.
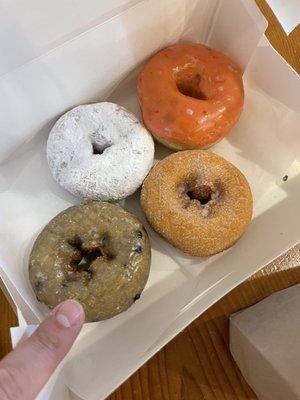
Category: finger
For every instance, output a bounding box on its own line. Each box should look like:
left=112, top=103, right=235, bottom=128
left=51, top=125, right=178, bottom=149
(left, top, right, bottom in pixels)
left=0, top=300, right=85, bottom=400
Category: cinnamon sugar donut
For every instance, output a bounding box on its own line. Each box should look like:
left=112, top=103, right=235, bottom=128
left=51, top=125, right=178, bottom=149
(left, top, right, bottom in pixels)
left=138, top=43, right=244, bottom=150
left=141, top=151, right=252, bottom=256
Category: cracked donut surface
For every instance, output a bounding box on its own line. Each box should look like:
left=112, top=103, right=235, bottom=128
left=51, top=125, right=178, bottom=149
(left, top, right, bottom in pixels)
left=141, top=150, right=252, bottom=257
left=29, top=201, right=151, bottom=321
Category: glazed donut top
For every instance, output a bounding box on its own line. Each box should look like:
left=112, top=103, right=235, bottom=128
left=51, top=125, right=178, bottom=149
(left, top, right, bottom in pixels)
left=138, top=43, right=244, bottom=149
left=29, top=201, right=151, bottom=322
left=47, top=102, right=154, bottom=201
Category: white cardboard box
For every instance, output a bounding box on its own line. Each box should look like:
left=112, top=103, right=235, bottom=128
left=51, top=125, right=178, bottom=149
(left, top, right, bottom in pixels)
left=1, top=1, right=300, bottom=399
left=230, top=284, right=300, bottom=400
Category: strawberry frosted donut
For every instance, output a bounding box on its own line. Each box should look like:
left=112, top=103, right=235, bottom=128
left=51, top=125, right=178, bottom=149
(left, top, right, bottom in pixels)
left=138, top=43, right=244, bottom=150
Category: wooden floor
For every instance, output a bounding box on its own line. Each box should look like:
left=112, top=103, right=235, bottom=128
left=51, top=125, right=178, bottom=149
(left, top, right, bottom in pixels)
left=0, top=1, right=299, bottom=399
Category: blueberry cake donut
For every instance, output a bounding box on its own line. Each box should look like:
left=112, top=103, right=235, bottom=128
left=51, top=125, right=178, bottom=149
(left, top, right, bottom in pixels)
left=29, top=201, right=151, bottom=321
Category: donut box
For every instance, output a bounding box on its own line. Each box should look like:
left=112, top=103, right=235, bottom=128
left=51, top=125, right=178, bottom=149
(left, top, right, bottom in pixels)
left=1, top=1, right=300, bottom=399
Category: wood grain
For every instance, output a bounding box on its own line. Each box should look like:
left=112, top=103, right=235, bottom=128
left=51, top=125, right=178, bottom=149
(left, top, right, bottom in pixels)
left=0, top=1, right=299, bottom=399
left=0, top=288, right=17, bottom=359
left=255, top=0, right=300, bottom=74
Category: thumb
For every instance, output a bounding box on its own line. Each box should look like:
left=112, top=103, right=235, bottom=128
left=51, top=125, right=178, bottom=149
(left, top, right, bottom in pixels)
left=0, top=300, right=84, bottom=400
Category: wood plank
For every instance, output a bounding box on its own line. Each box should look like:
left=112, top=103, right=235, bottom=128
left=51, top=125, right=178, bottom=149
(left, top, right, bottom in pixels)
left=255, top=0, right=300, bottom=74
left=0, top=288, right=17, bottom=358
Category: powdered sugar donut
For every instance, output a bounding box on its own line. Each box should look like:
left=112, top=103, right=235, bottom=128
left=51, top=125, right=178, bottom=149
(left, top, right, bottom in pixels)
left=47, top=102, right=154, bottom=200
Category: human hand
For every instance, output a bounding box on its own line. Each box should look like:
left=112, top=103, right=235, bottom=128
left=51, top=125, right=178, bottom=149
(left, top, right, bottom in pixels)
left=0, top=300, right=84, bottom=400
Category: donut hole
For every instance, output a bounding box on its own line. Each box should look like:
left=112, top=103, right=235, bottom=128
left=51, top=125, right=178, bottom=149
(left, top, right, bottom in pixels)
left=67, top=237, right=107, bottom=278
left=77, top=249, right=103, bottom=270
left=176, top=73, right=208, bottom=100
left=92, top=142, right=112, bottom=155
left=187, top=185, right=213, bottom=205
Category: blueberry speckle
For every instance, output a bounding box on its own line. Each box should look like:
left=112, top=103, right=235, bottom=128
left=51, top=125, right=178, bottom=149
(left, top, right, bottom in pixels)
left=282, top=175, right=288, bottom=182
left=36, top=295, right=41, bottom=302
left=133, top=293, right=141, bottom=301
left=61, top=282, right=69, bottom=288
left=123, top=263, right=128, bottom=268
left=135, top=230, right=143, bottom=239
left=34, top=280, right=43, bottom=290
left=134, top=246, right=143, bottom=253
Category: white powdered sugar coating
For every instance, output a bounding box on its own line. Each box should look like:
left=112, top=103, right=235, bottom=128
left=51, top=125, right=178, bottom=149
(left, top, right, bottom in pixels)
left=47, top=102, right=154, bottom=200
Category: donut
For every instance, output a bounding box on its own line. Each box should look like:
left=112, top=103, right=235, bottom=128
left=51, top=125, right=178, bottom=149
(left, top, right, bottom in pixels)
left=47, top=102, right=154, bottom=201
left=141, top=150, right=252, bottom=257
left=29, top=201, right=151, bottom=322
left=138, top=43, right=244, bottom=150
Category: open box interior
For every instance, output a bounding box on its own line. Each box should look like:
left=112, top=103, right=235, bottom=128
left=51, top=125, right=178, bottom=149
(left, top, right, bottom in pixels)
left=1, top=1, right=300, bottom=399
